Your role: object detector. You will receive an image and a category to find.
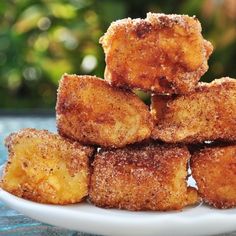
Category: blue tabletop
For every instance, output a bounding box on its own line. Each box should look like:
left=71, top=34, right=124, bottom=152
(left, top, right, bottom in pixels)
left=0, top=116, right=235, bottom=236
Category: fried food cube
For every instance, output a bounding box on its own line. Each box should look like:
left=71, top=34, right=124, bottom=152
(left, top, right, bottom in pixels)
left=89, top=142, right=198, bottom=211
left=100, top=13, right=213, bottom=94
left=0, top=129, right=94, bottom=204
left=191, top=144, right=236, bottom=209
left=151, top=78, right=236, bottom=143
left=56, top=74, right=153, bottom=148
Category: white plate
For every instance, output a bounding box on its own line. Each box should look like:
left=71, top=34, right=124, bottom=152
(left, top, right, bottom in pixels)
left=0, top=165, right=236, bottom=236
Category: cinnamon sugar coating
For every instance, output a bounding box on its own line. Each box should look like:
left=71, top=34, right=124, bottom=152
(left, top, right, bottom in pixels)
left=151, top=78, right=236, bottom=143
left=56, top=74, right=153, bottom=148
left=1, top=128, right=94, bottom=204
left=191, top=143, right=236, bottom=209
left=101, top=13, right=213, bottom=94
left=89, top=142, right=198, bottom=211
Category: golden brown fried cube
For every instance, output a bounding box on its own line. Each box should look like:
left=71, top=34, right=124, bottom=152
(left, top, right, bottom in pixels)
left=0, top=129, right=94, bottom=204
left=56, top=74, right=153, bottom=148
left=101, top=13, right=213, bottom=94
left=191, top=144, right=236, bottom=209
left=89, top=142, right=198, bottom=211
left=151, top=78, right=236, bottom=143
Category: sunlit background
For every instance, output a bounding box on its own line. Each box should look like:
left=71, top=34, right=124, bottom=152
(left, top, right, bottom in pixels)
left=0, top=0, right=236, bottom=110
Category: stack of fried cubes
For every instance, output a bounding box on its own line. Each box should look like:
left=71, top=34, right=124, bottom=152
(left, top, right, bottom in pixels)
left=1, top=13, right=236, bottom=210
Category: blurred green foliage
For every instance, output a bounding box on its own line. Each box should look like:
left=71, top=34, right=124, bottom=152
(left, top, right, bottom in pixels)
left=0, top=0, right=236, bottom=109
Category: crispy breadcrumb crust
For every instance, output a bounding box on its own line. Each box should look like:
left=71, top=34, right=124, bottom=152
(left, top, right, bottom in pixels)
left=191, top=143, right=236, bottom=209
left=56, top=74, right=153, bottom=148
left=101, top=13, right=213, bottom=94
left=151, top=78, right=236, bottom=143
left=89, top=142, right=198, bottom=211
left=0, top=128, right=94, bottom=204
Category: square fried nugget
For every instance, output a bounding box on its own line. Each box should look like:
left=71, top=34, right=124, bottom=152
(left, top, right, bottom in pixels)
left=151, top=78, right=236, bottom=143
left=89, top=142, right=198, bottom=211
left=101, top=13, right=213, bottom=94
left=56, top=74, right=153, bottom=148
left=191, top=143, right=236, bottom=209
left=0, top=129, right=94, bottom=204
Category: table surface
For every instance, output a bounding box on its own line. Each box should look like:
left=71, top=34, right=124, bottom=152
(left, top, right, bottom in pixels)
left=0, top=116, right=235, bottom=236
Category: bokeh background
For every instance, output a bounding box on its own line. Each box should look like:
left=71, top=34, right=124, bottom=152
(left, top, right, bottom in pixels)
left=0, top=0, right=236, bottom=110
